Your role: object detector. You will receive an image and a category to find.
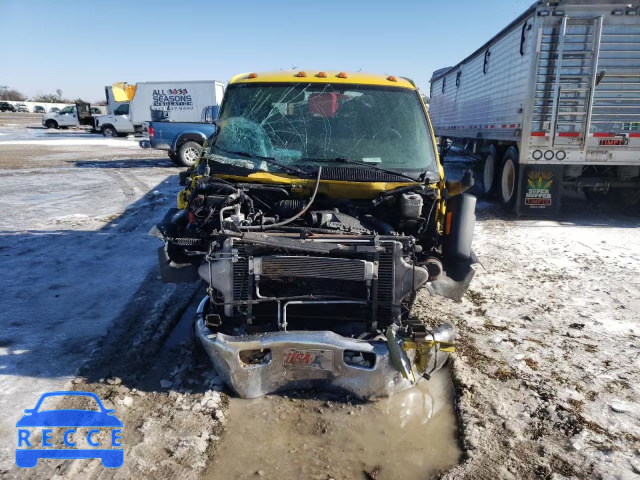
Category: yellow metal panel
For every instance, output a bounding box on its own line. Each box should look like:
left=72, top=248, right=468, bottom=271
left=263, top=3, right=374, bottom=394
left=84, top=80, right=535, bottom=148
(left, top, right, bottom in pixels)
left=213, top=172, right=419, bottom=200
left=229, top=71, right=415, bottom=90
left=111, top=82, right=137, bottom=102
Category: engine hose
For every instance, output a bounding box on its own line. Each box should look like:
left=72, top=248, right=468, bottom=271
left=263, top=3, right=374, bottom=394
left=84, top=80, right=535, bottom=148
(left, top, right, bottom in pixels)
left=240, top=167, right=322, bottom=231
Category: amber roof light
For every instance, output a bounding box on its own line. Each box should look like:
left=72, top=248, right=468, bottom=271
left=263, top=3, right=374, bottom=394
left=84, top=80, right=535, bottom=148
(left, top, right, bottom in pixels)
left=387, top=75, right=398, bottom=82
left=337, top=72, right=348, bottom=78
left=316, top=72, right=327, bottom=78
left=295, top=71, right=307, bottom=77
left=248, top=73, right=258, bottom=79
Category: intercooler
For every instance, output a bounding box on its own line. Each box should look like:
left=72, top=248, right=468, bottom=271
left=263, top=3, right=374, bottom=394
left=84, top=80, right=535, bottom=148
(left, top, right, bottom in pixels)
left=230, top=239, right=400, bottom=324
left=253, top=256, right=376, bottom=282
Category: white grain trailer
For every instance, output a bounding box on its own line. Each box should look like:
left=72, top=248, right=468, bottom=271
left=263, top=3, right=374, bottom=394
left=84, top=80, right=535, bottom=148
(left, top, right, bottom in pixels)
left=430, top=0, right=640, bottom=215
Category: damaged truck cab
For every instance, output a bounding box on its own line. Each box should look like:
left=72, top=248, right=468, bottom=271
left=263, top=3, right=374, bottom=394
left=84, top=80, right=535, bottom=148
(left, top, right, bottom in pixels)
left=152, top=70, right=477, bottom=399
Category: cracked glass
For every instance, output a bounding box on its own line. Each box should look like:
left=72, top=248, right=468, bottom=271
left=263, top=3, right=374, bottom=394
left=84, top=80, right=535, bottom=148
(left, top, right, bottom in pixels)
left=207, top=82, right=438, bottom=176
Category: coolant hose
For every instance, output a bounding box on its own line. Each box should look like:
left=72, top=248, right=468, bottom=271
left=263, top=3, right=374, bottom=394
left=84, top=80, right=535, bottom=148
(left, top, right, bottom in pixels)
left=240, top=167, right=322, bottom=231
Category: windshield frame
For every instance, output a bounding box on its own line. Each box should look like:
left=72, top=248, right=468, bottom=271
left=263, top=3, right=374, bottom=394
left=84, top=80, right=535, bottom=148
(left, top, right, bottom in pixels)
left=211, top=81, right=440, bottom=179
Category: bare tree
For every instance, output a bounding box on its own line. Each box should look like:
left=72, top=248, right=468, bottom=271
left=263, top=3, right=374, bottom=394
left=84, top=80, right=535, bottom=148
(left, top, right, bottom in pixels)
left=0, top=88, right=27, bottom=101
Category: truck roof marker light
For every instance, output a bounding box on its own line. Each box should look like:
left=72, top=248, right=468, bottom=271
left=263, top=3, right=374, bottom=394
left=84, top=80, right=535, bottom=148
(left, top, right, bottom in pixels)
left=612, top=9, right=624, bottom=15
left=248, top=73, right=258, bottom=79
left=337, top=72, right=348, bottom=79
left=538, top=10, right=550, bottom=16
left=316, top=72, right=327, bottom=78
left=627, top=9, right=638, bottom=15
left=387, top=76, right=398, bottom=82
left=295, top=71, right=307, bottom=77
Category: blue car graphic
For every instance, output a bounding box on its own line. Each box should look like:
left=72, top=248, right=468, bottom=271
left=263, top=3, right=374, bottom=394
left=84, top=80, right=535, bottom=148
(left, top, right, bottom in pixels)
left=16, top=391, right=123, bottom=468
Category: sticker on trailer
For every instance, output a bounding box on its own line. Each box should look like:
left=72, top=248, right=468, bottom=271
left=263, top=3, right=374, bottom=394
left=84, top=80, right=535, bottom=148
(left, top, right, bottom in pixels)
left=283, top=349, right=333, bottom=370
left=524, top=170, right=554, bottom=207
left=517, top=165, right=563, bottom=217
left=598, top=138, right=627, bottom=146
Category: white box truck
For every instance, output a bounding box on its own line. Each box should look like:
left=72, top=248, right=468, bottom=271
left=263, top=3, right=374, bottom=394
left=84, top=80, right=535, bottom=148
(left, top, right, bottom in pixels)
left=95, top=80, right=225, bottom=137
left=429, top=0, right=640, bottom=215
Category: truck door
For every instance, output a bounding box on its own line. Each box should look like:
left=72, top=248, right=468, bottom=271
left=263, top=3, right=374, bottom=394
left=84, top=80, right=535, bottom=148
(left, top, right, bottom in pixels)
left=113, top=103, right=134, bottom=133
left=57, top=106, right=77, bottom=126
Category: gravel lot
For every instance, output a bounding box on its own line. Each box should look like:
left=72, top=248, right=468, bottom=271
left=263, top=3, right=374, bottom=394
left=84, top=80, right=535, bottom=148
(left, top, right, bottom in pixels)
left=1, top=114, right=639, bottom=479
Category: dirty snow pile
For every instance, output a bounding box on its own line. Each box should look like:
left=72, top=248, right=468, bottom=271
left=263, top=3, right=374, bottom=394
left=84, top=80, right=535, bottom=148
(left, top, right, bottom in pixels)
left=417, top=202, right=640, bottom=480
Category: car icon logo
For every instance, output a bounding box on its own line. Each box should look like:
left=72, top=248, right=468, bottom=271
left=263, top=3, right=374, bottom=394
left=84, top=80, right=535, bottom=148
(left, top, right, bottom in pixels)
left=15, top=391, right=123, bottom=468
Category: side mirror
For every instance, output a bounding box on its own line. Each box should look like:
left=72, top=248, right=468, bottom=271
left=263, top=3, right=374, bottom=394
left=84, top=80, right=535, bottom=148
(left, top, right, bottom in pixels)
left=23, top=409, right=34, bottom=414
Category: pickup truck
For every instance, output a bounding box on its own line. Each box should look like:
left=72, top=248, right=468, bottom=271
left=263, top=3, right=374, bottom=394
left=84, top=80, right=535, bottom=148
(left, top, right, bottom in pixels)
left=140, top=106, right=217, bottom=167
left=42, top=103, right=94, bottom=129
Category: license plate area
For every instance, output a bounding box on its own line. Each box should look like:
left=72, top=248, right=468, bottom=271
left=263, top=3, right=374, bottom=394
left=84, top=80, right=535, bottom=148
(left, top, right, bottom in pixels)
left=283, top=349, right=334, bottom=371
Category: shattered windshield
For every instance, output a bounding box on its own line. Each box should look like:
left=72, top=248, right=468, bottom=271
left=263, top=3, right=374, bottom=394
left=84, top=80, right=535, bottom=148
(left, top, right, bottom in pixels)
left=208, top=82, right=437, bottom=177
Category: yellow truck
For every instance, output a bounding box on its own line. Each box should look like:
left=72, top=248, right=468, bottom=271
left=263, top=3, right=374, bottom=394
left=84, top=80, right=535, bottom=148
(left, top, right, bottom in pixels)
left=151, top=70, right=476, bottom=398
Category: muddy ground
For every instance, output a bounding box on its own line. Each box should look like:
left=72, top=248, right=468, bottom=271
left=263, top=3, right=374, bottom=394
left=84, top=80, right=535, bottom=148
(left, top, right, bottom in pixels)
left=1, top=118, right=639, bottom=479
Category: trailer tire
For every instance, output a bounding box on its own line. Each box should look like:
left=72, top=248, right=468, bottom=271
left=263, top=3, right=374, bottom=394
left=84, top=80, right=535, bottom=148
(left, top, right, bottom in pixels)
left=499, top=147, right=519, bottom=209
left=482, top=145, right=498, bottom=197
left=177, top=141, right=201, bottom=167
left=101, top=125, right=117, bottom=137
left=45, top=120, right=58, bottom=129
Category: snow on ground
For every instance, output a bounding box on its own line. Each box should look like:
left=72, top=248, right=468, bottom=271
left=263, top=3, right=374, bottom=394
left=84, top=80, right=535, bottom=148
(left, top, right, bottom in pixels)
left=417, top=200, right=640, bottom=480
left=0, top=162, right=181, bottom=471
left=0, top=125, right=140, bottom=147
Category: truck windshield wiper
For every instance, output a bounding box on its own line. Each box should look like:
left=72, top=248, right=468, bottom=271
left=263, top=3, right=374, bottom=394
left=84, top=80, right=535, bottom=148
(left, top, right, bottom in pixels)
left=211, top=146, right=309, bottom=176
left=302, top=156, right=421, bottom=182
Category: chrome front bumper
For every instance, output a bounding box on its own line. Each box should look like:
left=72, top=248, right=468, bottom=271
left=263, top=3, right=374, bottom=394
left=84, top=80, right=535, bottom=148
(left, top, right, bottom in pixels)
left=194, top=297, right=454, bottom=399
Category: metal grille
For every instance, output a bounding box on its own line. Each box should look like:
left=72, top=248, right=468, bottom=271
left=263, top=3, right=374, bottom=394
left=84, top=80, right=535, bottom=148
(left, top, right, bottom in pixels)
left=376, top=242, right=396, bottom=320
left=232, top=245, right=250, bottom=307
left=260, top=256, right=369, bottom=282
left=319, top=167, right=411, bottom=183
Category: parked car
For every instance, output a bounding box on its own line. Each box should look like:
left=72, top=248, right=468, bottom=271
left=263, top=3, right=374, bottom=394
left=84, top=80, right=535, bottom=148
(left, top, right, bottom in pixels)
left=15, top=103, right=29, bottom=113
left=0, top=102, right=16, bottom=112
left=91, top=107, right=102, bottom=115
left=33, top=105, right=45, bottom=114
left=49, top=107, right=60, bottom=113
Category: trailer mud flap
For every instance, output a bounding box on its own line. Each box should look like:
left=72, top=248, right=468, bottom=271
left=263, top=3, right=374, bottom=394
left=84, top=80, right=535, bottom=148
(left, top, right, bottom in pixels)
left=516, top=165, right=563, bottom=216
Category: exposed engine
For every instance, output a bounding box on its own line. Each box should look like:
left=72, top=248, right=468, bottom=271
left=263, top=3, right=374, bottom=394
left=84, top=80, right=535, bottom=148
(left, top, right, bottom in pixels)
left=152, top=167, right=457, bottom=341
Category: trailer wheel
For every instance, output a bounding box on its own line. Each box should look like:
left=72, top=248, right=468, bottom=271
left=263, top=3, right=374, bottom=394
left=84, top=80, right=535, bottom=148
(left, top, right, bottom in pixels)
left=499, top=147, right=519, bottom=208
left=177, top=141, right=201, bottom=167
left=101, top=125, right=117, bottom=137
left=482, top=145, right=498, bottom=196
left=45, top=120, right=58, bottom=129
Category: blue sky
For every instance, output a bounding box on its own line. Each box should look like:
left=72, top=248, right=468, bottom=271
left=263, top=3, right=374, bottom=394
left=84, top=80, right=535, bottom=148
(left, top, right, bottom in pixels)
left=1, top=0, right=533, bottom=102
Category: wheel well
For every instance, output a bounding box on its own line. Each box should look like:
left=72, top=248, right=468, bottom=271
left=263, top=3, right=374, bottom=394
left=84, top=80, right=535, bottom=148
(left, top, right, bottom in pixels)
left=101, top=123, right=115, bottom=130
left=176, top=134, right=205, bottom=150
